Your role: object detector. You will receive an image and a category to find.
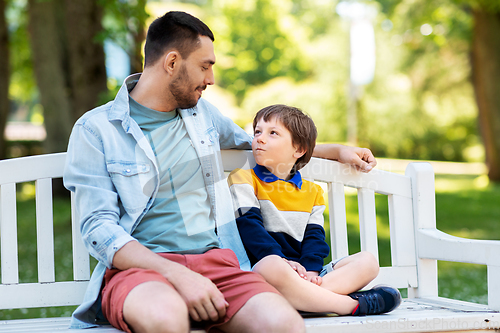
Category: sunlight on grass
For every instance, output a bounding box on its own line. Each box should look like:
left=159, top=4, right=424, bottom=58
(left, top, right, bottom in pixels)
left=435, top=174, right=490, bottom=193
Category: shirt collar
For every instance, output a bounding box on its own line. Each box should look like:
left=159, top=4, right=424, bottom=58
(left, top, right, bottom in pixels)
left=253, top=164, right=302, bottom=189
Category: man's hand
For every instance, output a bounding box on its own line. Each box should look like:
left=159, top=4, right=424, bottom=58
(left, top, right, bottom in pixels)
left=112, top=241, right=228, bottom=322
left=337, top=146, right=377, bottom=172
left=312, top=144, right=377, bottom=172
left=168, top=265, right=229, bottom=322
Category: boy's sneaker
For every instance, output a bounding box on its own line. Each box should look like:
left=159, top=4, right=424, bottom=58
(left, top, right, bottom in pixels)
left=349, top=285, right=402, bottom=315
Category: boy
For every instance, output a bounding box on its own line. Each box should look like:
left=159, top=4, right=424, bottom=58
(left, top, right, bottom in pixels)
left=227, top=104, right=402, bottom=316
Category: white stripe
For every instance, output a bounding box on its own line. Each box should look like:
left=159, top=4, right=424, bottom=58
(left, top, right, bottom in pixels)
left=309, top=205, right=326, bottom=227
left=230, top=183, right=259, bottom=211
left=260, top=200, right=311, bottom=241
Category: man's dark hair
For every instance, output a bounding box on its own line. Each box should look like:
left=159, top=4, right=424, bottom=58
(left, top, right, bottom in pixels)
left=144, top=11, right=214, bottom=67
left=253, top=104, right=317, bottom=172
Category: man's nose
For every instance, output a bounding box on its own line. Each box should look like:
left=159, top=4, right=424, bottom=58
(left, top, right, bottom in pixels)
left=205, top=68, right=215, bottom=85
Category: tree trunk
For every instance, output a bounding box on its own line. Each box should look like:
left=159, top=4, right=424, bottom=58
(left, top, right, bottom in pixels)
left=471, top=9, right=500, bottom=182
left=128, top=0, right=147, bottom=74
left=0, top=0, right=9, bottom=160
left=28, top=0, right=73, bottom=154
left=63, top=0, right=107, bottom=121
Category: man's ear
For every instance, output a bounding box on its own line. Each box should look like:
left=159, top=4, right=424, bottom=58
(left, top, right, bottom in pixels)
left=163, top=51, right=179, bottom=74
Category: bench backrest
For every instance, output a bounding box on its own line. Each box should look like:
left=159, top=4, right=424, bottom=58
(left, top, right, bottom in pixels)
left=223, top=150, right=420, bottom=292
left=0, top=150, right=428, bottom=310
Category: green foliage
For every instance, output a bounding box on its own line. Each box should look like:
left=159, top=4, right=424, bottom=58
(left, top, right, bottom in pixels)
left=356, top=0, right=480, bottom=161
left=6, top=0, right=36, bottom=104
left=207, top=0, right=311, bottom=101
left=98, top=0, right=149, bottom=54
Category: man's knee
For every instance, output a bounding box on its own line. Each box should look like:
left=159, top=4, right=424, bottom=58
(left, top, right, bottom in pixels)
left=123, top=281, right=189, bottom=333
left=229, top=292, right=305, bottom=333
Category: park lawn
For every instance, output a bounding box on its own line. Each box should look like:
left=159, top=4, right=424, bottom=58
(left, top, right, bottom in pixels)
left=0, top=174, right=498, bottom=320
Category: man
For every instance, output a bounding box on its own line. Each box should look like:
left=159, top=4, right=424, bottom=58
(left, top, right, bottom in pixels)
left=64, top=11, right=377, bottom=333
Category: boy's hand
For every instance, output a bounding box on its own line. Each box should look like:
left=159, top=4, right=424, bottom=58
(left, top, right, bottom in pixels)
left=283, top=259, right=308, bottom=280
left=306, top=271, right=322, bottom=286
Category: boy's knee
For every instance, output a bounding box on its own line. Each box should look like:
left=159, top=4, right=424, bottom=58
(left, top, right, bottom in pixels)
left=253, top=255, right=292, bottom=284
left=358, top=251, right=380, bottom=277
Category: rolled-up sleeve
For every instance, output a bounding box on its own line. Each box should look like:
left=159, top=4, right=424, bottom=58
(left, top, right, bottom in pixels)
left=64, top=121, right=135, bottom=268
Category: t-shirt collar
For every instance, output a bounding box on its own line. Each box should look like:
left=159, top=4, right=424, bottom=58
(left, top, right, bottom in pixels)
left=253, top=164, right=302, bottom=189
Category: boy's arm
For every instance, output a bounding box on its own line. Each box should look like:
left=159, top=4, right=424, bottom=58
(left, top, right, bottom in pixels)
left=235, top=207, right=286, bottom=261
left=299, top=188, right=330, bottom=272
left=313, top=144, right=376, bottom=172
left=228, top=170, right=285, bottom=262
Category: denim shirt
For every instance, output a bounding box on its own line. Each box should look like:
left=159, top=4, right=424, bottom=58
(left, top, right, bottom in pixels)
left=63, top=74, right=252, bottom=328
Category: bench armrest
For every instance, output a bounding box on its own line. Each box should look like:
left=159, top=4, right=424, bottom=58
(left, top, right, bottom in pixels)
left=417, top=228, right=500, bottom=310
left=418, top=228, right=500, bottom=266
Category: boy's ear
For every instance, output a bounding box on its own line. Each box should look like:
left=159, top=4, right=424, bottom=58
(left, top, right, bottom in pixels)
left=293, top=148, right=306, bottom=159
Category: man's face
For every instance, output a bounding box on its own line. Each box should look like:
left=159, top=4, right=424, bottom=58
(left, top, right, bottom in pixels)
left=169, top=36, right=215, bottom=109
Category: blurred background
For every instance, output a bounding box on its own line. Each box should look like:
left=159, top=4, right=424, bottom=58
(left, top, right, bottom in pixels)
left=1, top=0, right=500, bottom=320
left=1, top=0, right=499, bottom=181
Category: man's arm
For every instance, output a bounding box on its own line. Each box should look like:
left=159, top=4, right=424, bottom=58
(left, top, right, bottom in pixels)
left=313, top=143, right=377, bottom=172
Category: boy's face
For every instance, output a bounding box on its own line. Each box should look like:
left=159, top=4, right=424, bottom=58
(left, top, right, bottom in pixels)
left=252, top=116, right=305, bottom=178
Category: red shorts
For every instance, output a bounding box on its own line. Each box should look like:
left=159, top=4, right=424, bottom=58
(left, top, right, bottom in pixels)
left=101, top=248, right=279, bottom=332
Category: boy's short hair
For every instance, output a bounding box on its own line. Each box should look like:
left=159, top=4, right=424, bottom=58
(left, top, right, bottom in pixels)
left=253, top=104, right=317, bottom=172
left=144, top=11, right=214, bottom=67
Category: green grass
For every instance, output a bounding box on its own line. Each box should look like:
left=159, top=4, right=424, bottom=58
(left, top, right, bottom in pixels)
left=0, top=174, right=498, bottom=320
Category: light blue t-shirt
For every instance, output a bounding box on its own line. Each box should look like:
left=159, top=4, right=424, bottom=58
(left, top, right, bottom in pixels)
left=129, top=97, right=219, bottom=254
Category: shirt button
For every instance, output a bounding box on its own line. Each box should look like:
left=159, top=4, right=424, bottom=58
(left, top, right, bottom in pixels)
left=201, top=141, right=205, bottom=144
left=126, top=169, right=131, bottom=173
left=206, top=173, right=210, bottom=177
left=193, top=113, right=197, bottom=116
left=92, top=241, right=97, bottom=245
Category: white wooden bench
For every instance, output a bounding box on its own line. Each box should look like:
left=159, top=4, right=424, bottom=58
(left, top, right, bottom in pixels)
left=0, top=150, right=499, bottom=332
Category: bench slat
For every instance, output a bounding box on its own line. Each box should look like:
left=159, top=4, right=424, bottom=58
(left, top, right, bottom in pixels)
left=1, top=183, right=19, bottom=284
left=36, top=178, right=55, bottom=283
left=71, top=193, right=90, bottom=281
left=0, top=281, right=88, bottom=309
left=0, top=153, right=66, bottom=185
left=388, top=194, right=417, bottom=268
left=327, top=182, right=349, bottom=259
left=358, top=188, right=379, bottom=261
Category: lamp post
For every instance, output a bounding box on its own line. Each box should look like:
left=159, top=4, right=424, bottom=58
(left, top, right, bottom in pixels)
left=336, top=0, right=376, bottom=145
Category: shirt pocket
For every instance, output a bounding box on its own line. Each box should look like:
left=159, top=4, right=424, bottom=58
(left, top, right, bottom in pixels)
left=107, top=161, right=153, bottom=211
left=205, top=127, right=220, bottom=148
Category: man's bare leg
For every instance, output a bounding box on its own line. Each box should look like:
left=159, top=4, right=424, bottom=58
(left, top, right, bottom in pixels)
left=123, top=281, right=190, bottom=333
left=219, top=292, right=305, bottom=333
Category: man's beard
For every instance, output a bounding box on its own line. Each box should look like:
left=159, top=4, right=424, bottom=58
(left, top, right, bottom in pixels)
left=169, top=64, right=205, bottom=109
